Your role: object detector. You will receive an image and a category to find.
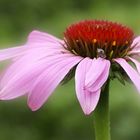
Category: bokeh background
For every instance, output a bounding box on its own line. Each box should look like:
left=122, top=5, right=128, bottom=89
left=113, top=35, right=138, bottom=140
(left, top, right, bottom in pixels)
left=0, top=0, right=140, bottom=140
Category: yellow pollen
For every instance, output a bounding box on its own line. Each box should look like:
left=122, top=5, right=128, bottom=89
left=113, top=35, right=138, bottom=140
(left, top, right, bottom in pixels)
left=112, top=41, right=116, bottom=46
left=125, top=41, right=128, bottom=44
left=93, top=39, right=97, bottom=43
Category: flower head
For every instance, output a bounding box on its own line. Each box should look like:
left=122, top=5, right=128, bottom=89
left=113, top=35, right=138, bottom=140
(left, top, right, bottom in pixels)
left=0, top=20, right=140, bottom=115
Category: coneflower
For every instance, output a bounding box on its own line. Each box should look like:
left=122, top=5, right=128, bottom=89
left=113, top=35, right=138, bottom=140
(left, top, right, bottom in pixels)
left=0, top=20, right=140, bottom=140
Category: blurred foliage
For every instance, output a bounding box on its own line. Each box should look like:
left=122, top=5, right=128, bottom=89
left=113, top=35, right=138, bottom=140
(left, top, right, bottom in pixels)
left=0, top=0, right=140, bottom=140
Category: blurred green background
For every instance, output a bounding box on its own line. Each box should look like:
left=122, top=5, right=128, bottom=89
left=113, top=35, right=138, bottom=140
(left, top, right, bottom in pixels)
left=0, top=0, right=140, bottom=140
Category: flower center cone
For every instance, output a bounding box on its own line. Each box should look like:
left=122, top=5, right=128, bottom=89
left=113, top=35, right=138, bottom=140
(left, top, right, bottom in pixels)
left=64, top=20, right=134, bottom=59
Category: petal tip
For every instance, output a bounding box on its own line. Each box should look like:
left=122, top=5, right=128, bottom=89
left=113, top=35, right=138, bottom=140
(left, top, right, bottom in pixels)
left=29, top=30, right=40, bottom=35
left=28, top=102, right=39, bottom=111
left=83, top=109, right=92, bottom=115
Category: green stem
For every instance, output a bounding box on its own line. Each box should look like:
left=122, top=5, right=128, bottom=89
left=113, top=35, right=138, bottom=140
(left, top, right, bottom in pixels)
left=94, top=80, right=111, bottom=140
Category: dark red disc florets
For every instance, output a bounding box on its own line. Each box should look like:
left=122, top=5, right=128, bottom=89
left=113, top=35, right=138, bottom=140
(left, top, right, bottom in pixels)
left=64, top=20, right=134, bottom=59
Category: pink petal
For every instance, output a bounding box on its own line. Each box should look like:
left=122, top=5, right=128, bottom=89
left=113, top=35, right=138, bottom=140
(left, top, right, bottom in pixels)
left=114, top=58, right=140, bottom=92
left=0, top=46, right=28, bottom=61
left=0, top=61, right=47, bottom=99
left=83, top=89, right=101, bottom=115
left=129, top=50, right=140, bottom=55
left=0, top=53, right=75, bottom=100
left=131, top=36, right=140, bottom=48
left=85, top=58, right=106, bottom=85
left=27, top=55, right=82, bottom=111
left=27, top=30, right=64, bottom=45
left=127, top=57, right=140, bottom=74
left=0, top=43, right=62, bottom=62
left=0, top=31, right=65, bottom=62
left=129, top=36, right=140, bottom=54
left=75, top=58, right=101, bottom=115
left=26, top=30, right=68, bottom=53
left=85, top=58, right=110, bottom=92
left=0, top=44, right=70, bottom=87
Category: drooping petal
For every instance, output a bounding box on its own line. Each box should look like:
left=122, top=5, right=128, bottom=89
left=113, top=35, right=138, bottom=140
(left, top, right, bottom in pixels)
left=27, top=55, right=82, bottom=111
left=0, top=30, right=67, bottom=63
left=131, top=36, right=140, bottom=48
left=0, top=59, right=49, bottom=99
left=114, top=58, right=140, bottom=92
left=83, top=89, right=101, bottom=115
left=0, top=37, right=71, bottom=100
left=85, top=58, right=106, bottom=85
left=75, top=58, right=102, bottom=115
left=129, top=36, right=140, bottom=54
left=0, top=41, right=71, bottom=87
left=85, top=57, right=110, bottom=92
left=0, top=43, right=62, bottom=62
left=0, top=53, right=75, bottom=100
left=127, top=57, right=140, bottom=74
left=27, top=30, right=64, bottom=45
left=0, top=50, right=50, bottom=87
left=0, top=46, right=27, bottom=61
